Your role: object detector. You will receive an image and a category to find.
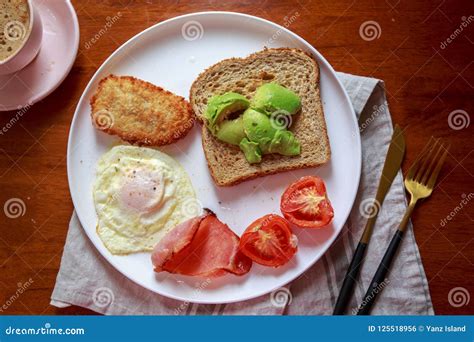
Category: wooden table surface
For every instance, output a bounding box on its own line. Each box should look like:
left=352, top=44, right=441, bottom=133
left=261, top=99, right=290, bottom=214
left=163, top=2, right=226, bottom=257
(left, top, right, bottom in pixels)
left=0, top=0, right=472, bottom=315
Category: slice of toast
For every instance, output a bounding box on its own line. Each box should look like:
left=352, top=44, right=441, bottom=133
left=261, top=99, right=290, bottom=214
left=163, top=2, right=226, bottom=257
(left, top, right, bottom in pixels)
left=190, top=48, right=331, bottom=186
left=90, top=75, right=194, bottom=146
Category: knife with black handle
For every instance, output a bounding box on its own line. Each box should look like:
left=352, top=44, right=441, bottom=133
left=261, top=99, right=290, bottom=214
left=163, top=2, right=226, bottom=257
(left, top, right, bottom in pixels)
left=333, top=125, right=405, bottom=315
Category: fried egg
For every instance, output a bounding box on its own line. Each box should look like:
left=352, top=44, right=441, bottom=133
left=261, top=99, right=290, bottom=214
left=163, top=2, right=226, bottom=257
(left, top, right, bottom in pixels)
left=93, top=145, right=199, bottom=254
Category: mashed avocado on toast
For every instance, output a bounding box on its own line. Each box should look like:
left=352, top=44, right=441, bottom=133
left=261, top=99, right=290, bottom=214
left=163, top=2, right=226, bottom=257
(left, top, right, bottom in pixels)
left=203, top=83, right=301, bottom=164
left=190, top=48, right=331, bottom=187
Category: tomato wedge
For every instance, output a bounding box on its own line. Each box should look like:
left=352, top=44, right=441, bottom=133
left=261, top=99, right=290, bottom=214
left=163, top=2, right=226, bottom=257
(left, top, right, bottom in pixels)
left=280, top=176, right=334, bottom=228
left=239, top=214, right=297, bottom=267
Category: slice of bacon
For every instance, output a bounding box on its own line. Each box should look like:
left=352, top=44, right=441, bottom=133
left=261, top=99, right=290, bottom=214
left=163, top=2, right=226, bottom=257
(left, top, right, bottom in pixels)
left=151, top=210, right=252, bottom=277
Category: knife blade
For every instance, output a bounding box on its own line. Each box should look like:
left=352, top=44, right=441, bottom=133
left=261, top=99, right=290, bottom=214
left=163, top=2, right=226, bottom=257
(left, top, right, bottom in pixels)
left=360, top=124, right=405, bottom=243
left=333, top=124, right=405, bottom=315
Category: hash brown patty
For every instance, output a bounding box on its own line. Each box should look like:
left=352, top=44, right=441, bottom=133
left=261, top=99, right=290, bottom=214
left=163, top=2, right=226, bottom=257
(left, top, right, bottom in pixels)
left=90, top=75, right=195, bottom=146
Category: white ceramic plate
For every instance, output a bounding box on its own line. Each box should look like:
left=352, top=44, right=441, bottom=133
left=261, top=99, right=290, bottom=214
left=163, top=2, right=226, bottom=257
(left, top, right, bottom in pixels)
left=67, top=12, right=360, bottom=304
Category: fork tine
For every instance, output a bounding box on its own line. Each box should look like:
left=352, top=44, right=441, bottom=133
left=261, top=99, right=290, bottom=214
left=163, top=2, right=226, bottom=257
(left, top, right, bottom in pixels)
left=420, top=140, right=443, bottom=185
left=427, top=144, right=449, bottom=189
left=414, top=138, right=440, bottom=182
left=407, top=136, right=435, bottom=180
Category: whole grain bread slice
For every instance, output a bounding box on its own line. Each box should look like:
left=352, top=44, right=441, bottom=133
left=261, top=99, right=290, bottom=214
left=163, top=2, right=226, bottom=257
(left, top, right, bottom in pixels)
left=190, top=48, right=330, bottom=186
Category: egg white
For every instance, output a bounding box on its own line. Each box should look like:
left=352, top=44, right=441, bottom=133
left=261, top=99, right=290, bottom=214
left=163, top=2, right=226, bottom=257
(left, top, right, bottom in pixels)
left=93, top=145, right=199, bottom=254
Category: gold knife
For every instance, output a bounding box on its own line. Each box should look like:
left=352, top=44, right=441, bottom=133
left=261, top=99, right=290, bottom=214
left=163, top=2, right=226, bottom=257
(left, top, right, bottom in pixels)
left=333, top=124, right=405, bottom=315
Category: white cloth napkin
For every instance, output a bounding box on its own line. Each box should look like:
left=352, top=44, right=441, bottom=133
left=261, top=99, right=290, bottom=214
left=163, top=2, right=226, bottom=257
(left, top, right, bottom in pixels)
left=51, top=72, right=434, bottom=315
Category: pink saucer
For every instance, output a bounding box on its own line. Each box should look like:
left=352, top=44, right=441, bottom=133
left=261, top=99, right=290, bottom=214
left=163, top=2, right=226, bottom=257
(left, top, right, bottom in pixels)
left=0, top=0, right=79, bottom=111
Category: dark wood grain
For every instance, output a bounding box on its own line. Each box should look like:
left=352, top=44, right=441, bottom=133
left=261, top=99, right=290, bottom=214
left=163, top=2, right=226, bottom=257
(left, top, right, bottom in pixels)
left=0, top=0, right=472, bottom=315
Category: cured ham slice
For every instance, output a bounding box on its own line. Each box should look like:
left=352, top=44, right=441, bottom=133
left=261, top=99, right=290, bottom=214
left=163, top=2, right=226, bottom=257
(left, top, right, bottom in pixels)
left=151, top=210, right=252, bottom=277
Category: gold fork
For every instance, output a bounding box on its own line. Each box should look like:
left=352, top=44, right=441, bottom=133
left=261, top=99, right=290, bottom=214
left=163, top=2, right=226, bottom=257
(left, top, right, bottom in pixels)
left=357, top=137, right=449, bottom=315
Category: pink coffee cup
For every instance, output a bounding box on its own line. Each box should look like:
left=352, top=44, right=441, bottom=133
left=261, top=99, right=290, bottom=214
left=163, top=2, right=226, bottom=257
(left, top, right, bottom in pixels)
left=0, top=0, right=43, bottom=75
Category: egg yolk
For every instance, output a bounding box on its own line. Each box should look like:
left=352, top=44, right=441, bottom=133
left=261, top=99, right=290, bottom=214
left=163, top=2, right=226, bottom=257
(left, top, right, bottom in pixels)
left=119, top=168, right=165, bottom=214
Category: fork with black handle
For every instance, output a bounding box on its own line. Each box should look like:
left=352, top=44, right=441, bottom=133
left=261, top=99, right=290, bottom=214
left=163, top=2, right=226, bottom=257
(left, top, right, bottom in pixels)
left=357, top=138, right=449, bottom=315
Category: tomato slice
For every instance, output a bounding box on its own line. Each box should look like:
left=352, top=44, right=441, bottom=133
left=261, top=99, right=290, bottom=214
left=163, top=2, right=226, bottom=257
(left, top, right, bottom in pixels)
left=280, top=176, right=334, bottom=228
left=239, top=214, right=297, bottom=267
